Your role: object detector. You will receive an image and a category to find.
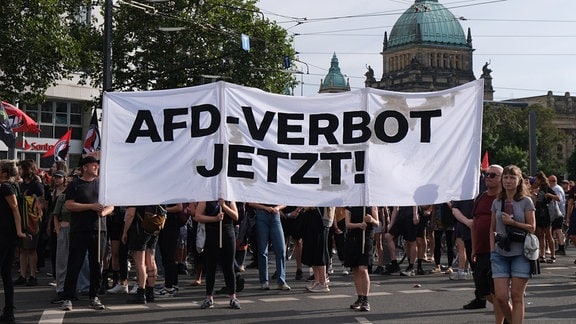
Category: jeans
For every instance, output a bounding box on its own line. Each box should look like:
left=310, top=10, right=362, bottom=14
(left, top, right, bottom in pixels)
left=255, top=210, right=287, bottom=285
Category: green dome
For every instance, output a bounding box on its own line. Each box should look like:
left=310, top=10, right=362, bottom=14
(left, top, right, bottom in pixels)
left=322, top=53, right=348, bottom=88
left=388, top=0, right=467, bottom=48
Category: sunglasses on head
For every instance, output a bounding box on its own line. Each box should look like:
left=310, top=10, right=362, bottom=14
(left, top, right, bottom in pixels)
left=485, top=172, right=500, bottom=178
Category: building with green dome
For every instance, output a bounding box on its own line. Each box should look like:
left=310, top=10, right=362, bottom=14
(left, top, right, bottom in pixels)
left=367, top=0, right=493, bottom=99
left=319, top=53, right=350, bottom=93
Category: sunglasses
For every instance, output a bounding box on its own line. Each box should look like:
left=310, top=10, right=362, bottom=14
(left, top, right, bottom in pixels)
left=485, top=172, right=501, bottom=179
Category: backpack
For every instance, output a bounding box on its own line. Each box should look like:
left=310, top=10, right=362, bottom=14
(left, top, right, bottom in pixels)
left=13, top=182, right=43, bottom=236
left=138, top=205, right=167, bottom=236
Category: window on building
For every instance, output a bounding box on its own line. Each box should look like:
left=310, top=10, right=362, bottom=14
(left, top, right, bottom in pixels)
left=22, top=101, right=83, bottom=140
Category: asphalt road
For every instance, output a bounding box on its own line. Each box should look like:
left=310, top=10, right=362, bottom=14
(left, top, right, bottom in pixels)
left=8, top=248, right=576, bottom=324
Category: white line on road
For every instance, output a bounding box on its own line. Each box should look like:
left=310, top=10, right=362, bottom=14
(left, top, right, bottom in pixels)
left=355, top=316, right=372, bottom=324
left=258, top=297, right=300, bottom=302
left=38, top=310, right=64, bottom=324
left=307, top=294, right=351, bottom=299
left=398, top=289, right=434, bottom=294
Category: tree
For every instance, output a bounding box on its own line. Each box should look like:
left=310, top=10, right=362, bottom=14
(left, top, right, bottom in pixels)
left=567, top=151, right=576, bottom=180
left=86, top=0, right=296, bottom=94
left=0, top=1, right=89, bottom=103
left=482, top=103, right=565, bottom=176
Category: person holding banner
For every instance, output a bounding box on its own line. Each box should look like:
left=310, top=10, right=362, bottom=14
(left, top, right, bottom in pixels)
left=248, top=202, right=291, bottom=291
left=383, top=206, right=420, bottom=276
left=300, top=207, right=335, bottom=293
left=60, top=156, right=114, bottom=312
left=195, top=200, right=241, bottom=310
left=344, top=206, right=378, bottom=312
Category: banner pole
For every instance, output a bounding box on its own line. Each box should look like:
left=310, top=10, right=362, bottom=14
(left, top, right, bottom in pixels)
left=361, top=206, right=366, bottom=254
left=219, top=205, right=223, bottom=248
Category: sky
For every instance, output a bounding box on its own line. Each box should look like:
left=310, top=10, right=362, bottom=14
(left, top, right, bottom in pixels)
left=257, top=0, right=576, bottom=100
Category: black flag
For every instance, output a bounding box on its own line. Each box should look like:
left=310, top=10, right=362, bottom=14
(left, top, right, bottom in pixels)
left=0, top=102, right=16, bottom=148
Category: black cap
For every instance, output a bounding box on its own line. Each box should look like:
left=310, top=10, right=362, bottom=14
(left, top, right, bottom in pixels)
left=53, top=170, right=67, bottom=178
left=79, top=156, right=99, bottom=167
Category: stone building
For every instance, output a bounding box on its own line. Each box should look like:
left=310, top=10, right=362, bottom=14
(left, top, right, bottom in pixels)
left=319, top=53, right=351, bottom=93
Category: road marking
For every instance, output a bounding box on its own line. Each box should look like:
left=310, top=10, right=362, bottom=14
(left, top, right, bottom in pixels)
left=258, top=297, right=300, bottom=302
left=438, top=287, right=475, bottom=292
left=370, top=292, right=392, bottom=296
left=38, top=310, right=64, bottom=324
left=398, top=289, right=434, bottom=294
left=106, top=305, right=148, bottom=310
left=308, top=294, right=351, bottom=299
left=355, top=316, right=372, bottom=324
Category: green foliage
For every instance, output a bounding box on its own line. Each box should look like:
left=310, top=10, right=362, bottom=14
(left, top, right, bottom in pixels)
left=567, top=151, right=576, bottom=180
left=0, top=0, right=90, bottom=103
left=482, top=103, right=565, bottom=176
left=95, top=0, right=296, bottom=93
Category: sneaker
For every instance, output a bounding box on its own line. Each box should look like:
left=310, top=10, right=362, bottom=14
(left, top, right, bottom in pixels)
left=556, top=249, right=566, bottom=256
left=309, top=284, right=330, bottom=293
left=295, top=269, right=303, bottom=280
left=431, top=266, right=442, bottom=273
left=373, top=266, right=384, bottom=274
left=13, top=276, right=26, bottom=285
left=260, top=282, right=270, bottom=290
left=51, top=292, right=66, bottom=304
left=547, top=257, right=556, bottom=263
left=306, top=282, right=319, bottom=291
left=129, top=285, right=138, bottom=294
left=155, top=287, right=176, bottom=298
left=89, top=297, right=105, bottom=310
left=400, top=269, right=415, bottom=277
left=341, top=265, right=349, bottom=275
left=416, top=268, right=426, bottom=276
left=229, top=298, right=241, bottom=309
left=350, top=297, right=362, bottom=310
left=276, top=283, right=291, bottom=291
left=359, top=300, right=370, bottom=312
left=450, top=272, right=470, bottom=281
left=177, top=263, right=189, bottom=275
left=463, top=298, right=486, bottom=310
left=272, top=271, right=278, bottom=280
left=61, top=300, right=73, bottom=311
left=200, top=298, right=214, bottom=309
left=307, top=274, right=315, bottom=281
left=49, top=280, right=57, bottom=287
left=26, top=276, right=38, bottom=286
left=328, top=264, right=334, bottom=274
left=382, top=263, right=400, bottom=275
left=107, top=284, right=128, bottom=294
left=444, top=267, right=453, bottom=274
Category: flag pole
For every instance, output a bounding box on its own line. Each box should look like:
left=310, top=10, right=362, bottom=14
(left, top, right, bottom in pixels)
left=361, top=206, right=366, bottom=254
left=219, top=205, right=223, bottom=248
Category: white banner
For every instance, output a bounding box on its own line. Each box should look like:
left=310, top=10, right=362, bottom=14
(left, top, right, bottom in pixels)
left=101, top=80, right=484, bottom=207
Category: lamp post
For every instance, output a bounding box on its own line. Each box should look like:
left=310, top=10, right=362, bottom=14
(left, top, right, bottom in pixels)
left=103, top=0, right=113, bottom=92
left=294, top=60, right=309, bottom=96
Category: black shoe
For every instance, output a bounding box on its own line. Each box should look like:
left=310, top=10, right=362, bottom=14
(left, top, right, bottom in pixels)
left=0, top=307, right=15, bottom=324
left=416, top=268, right=426, bottom=275
left=463, top=298, right=486, bottom=310
left=359, top=300, right=370, bottom=312
left=13, top=276, right=26, bottom=285
left=128, top=288, right=146, bottom=304
left=177, top=263, right=189, bottom=275
left=307, top=274, right=315, bottom=281
left=272, top=271, right=278, bottom=280
left=373, top=266, right=384, bottom=274
left=295, top=269, right=303, bottom=280
left=236, top=275, right=245, bottom=293
left=382, top=263, right=400, bottom=275
left=26, top=276, right=38, bottom=286
left=145, top=287, right=155, bottom=303
left=350, top=297, right=362, bottom=310
left=51, top=292, right=66, bottom=304
left=556, top=249, right=566, bottom=256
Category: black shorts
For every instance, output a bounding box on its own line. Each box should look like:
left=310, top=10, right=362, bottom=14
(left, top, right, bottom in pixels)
left=106, top=220, right=124, bottom=241
left=282, top=216, right=304, bottom=240
left=536, top=209, right=551, bottom=228
left=128, top=226, right=158, bottom=252
left=389, top=216, right=418, bottom=242
left=551, top=217, right=564, bottom=230
left=344, top=231, right=373, bottom=268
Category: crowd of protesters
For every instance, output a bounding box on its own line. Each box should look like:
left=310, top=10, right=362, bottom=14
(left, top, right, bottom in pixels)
left=1, top=156, right=575, bottom=323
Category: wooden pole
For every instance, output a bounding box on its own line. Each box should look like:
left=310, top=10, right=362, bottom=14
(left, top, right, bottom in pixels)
left=361, top=206, right=366, bottom=254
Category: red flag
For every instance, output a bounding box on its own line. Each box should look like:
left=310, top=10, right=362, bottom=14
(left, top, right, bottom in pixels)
left=83, top=109, right=101, bottom=154
left=42, top=128, right=72, bottom=161
left=481, top=150, right=489, bottom=170
left=0, top=102, right=16, bottom=148
left=2, top=101, right=41, bottom=133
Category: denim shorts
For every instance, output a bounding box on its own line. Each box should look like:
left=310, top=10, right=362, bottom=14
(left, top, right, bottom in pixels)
left=490, top=251, right=531, bottom=279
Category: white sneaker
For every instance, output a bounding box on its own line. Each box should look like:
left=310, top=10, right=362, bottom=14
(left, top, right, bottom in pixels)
left=61, top=300, right=72, bottom=311
left=155, top=287, right=176, bottom=298
left=89, top=297, right=105, bottom=310
left=129, top=285, right=138, bottom=294
left=328, top=263, right=334, bottom=274
left=107, top=283, right=128, bottom=294
left=341, top=265, right=349, bottom=275
left=306, top=282, right=319, bottom=291
left=309, top=284, right=330, bottom=293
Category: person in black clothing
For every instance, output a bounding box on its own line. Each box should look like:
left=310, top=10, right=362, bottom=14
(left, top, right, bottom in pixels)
left=13, top=159, right=44, bottom=287
left=345, top=206, right=378, bottom=312
left=60, top=156, right=114, bottom=311
left=0, top=160, right=27, bottom=323
left=196, top=199, right=241, bottom=310
left=383, top=206, right=421, bottom=276
left=156, top=203, right=184, bottom=298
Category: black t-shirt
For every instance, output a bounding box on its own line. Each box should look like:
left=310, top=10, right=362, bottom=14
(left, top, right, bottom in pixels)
left=20, top=178, right=44, bottom=198
left=0, top=182, right=17, bottom=243
left=163, top=204, right=180, bottom=230
left=205, top=201, right=233, bottom=229
left=65, top=178, right=104, bottom=233
left=346, top=206, right=374, bottom=238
